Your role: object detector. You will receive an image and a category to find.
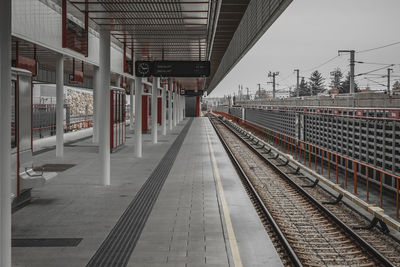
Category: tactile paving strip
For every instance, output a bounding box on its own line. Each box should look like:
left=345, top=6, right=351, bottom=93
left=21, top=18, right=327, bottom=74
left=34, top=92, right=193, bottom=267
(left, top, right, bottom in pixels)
left=12, top=238, right=82, bottom=247
left=86, top=118, right=193, bottom=267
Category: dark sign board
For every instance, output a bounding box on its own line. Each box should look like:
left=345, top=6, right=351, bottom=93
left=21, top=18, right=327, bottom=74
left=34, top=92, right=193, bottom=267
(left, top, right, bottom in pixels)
left=153, top=61, right=210, bottom=77
left=135, top=61, right=210, bottom=77
left=181, top=90, right=204, bottom=96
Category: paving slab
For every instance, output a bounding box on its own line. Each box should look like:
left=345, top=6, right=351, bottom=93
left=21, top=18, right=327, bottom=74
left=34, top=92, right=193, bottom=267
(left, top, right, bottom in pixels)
left=205, top=117, right=283, bottom=267
left=13, top=117, right=282, bottom=267
left=128, top=118, right=283, bottom=267
left=12, top=121, right=188, bottom=267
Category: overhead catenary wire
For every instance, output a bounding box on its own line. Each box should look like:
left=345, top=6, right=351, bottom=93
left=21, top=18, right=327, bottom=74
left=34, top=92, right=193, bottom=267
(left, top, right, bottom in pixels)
left=277, top=72, right=295, bottom=84
left=364, top=77, right=387, bottom=87
left=357, top=41, right=400, bottom=54
left=356, top=61, right=400, bottom=66
left=252, top=42, right=400, bottom=98
left=355, top=64, right=394, bottom=77
left=363, top=73, right=390, bottom=77
left=302, top=55, right=342, bottom=74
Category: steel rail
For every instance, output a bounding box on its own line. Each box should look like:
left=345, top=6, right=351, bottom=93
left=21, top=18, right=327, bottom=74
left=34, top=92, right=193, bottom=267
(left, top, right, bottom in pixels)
left=209, top=113, right=396, bottom=267
left=208, top=115, right=302, bottom=267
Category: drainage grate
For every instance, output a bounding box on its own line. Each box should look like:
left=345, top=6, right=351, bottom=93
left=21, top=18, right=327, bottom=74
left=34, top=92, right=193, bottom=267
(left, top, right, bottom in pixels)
left=64, top=144, right=98, bottom=148
left=34, top=164, right=76, bottom=172
left=12, top=238, right=82, bottom=247
left=86, top=118, right=193, bottom=267
left=144, top=140, right=169, bottom=143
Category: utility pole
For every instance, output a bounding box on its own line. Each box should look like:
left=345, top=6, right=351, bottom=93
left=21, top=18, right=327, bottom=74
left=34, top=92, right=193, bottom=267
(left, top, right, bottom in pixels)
left=294, top=69, right=300, bottom=97
left=338, top=50, right=355, bottom=94
left=387, top=68, right=393, bottom=94
left=257, top=83, right=261, bottom=99
left=268, top=71, right=279, bottom=99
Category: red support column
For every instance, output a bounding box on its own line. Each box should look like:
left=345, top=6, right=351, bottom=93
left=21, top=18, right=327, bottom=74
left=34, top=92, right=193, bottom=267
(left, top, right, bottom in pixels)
left=196, top=96, right=200, bottom=117
left=118, top=92, right=121, bottom=147
left=157, top=97, right=162, bottom=124
left=62, top=0, right=66, bottom=47
left=72, top=58, right=75, bottom=77
left=84, top=0, right=88, bottom=56
left=142, top=95, right=148, bottom=132
left=123, top=35, right=127, bottom=72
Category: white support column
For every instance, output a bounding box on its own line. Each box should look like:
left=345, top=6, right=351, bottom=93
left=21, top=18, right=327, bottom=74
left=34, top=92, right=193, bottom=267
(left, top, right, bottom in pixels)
left=151, top=77, right=158, bottom=144
left=179, top=94, right=183, bottom=121
left=99, top=28, right=111, bottom=186
left=173, top=82, right=177, bottom=127
left=56, top=54, right=64, bottom=157
left=178, top=90, right=181, bottom=121
left=177, top=84, right=179, bottom=124
left=177, top=88, right=180, bottom=123
left=0, top=1, right=12, bottom=265
left=116, top=74, right=121, bottom=87
left=162, top=82, right=167, bottom=136
left=183, top=96, right=186, bottom=118
left=168, top=79, right=173, bottom=131
left=129, top=79, right=135, bottom=131
left=180, top=89, right=183, bottom=121
left=92, top=66, right=100, bottom=143
left=135, top=78, right=143, bottom=157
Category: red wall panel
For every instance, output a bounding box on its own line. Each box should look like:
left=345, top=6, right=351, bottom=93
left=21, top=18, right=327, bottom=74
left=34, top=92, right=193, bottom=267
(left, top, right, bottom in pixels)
left=157, top=97, right=162, bottom=124
left=196, top=96, right=200, bottom=117
left=142, top=95, right=148, bottom=132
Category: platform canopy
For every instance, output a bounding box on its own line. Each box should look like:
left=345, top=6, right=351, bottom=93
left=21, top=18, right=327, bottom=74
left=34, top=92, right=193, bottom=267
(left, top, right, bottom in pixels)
left=67, top=0, right=292, bottom=92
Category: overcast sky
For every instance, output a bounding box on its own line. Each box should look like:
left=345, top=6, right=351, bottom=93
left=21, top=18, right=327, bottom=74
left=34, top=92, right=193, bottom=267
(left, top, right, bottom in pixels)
left=209, top=0, right=400, bottom=97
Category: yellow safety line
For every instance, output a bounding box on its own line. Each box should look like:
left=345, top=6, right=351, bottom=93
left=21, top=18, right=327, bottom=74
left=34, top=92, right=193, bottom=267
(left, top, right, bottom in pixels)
left=205, top=122, right=243, bottom=267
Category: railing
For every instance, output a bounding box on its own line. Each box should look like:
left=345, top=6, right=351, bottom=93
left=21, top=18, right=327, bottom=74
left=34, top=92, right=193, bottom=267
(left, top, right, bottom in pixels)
left=32, top=119, right=93, bottom=138
left=213, top=110, right=400, bottom=220
left=241, top=105, right=400, bottom=121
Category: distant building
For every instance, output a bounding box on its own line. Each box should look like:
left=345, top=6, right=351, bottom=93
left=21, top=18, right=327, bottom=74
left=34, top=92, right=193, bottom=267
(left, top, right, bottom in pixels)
left=393, top=81, right=400, bottom=92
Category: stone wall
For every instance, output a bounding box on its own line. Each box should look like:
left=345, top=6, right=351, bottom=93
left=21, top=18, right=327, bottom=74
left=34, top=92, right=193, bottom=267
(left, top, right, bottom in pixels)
left=65, top=88, right=93, bottom=117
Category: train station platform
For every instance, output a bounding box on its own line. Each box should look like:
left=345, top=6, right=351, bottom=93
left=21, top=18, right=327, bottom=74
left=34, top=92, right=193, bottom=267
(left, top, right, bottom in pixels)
left=12, top=117, right=282, bottom=267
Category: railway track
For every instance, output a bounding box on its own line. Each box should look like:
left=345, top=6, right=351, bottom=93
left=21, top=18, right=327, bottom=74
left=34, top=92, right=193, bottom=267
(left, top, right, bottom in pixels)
left=208, top=113, right=400, bottom=267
